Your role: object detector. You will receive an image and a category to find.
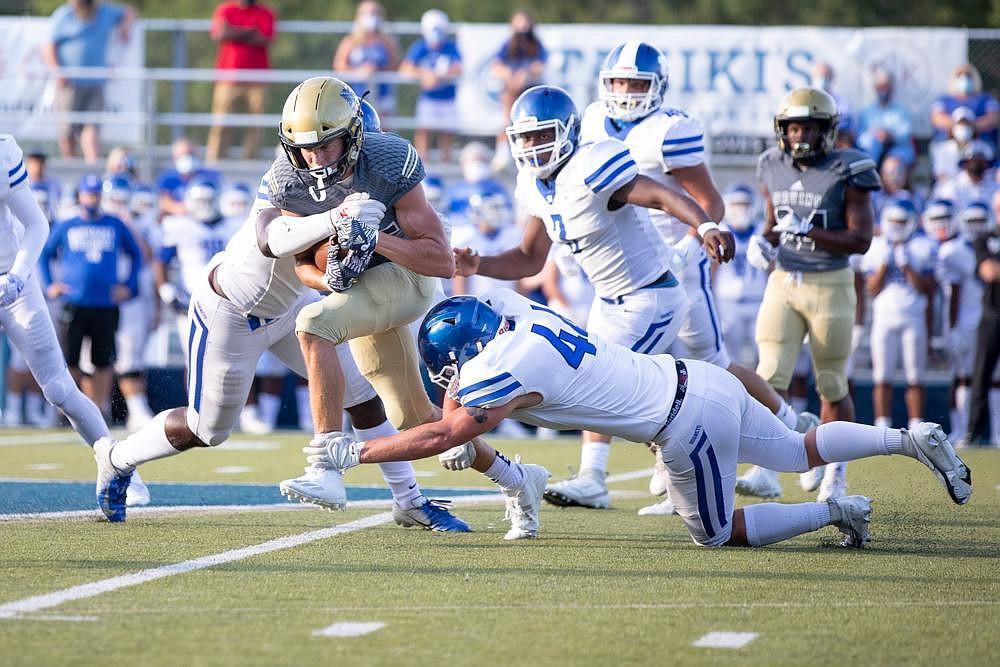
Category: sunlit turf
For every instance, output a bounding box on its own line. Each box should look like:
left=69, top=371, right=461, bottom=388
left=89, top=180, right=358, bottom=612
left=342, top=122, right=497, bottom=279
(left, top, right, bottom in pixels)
left=1, top=429, right=998, bottom=666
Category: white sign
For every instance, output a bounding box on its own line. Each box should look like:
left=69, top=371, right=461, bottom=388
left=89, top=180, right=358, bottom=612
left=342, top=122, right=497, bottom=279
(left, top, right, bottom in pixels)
left=456, top=24, right=968, bottom=152
left=0, top=16, right=145, bottom=144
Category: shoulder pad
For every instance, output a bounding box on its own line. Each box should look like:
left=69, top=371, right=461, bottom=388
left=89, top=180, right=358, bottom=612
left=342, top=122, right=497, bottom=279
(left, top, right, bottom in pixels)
left=0, top=135, right=27, bottom=194
left=455, top=349, right=527, bottom=409
left=358, top=133, right=424, bottom=191
left=581, top=139, right=637, bottom=195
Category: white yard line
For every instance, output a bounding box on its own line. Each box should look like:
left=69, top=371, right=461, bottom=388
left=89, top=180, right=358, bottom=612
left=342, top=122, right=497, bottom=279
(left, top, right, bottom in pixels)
left=0, top=433, right=82, bottom=446
left=693, top=631, right=760, bottom=649
left=0, top=512, right=395, bottom=620
left=312, top=621, right=386, bottom=637
left=606, top=468, right=656, bottom=483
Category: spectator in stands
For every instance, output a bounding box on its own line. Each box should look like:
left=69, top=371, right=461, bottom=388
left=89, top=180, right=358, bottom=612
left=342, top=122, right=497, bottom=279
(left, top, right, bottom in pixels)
left=930, top=106, right=979, bottom=184
left=103, top=145, right=138, bottom=181
left=25, top=152, right=62, bottom=219
left=930, top=64, right=1000, bottom=151
left=42, top=0, right=136, bottom=164
left=811, top=61, right=856, bottom=148
left=400, top=9, right=462, bottom=164
left=444, top=141, right=510, bottom=220
left=965, top=194, right=1000, bottom=446
left=156, top=137, right=222, bottom=217
left=857, top=68, right=915, bottom=169
left=933, top=140, right=997, bottom=212
left=39, top=174, right=143, bottom=417
left=862, top=199, right=938, bottom=431
left=205, top=0, right=276, bottom=163
left=490, top=10, right=547, bottom=169
left=333, top=1, right=399, bottom=120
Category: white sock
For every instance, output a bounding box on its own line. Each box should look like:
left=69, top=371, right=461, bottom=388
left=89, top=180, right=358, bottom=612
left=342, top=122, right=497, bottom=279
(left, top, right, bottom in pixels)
left=5, top=391, right=21, bottom=424
left=790, top=396, right=807, bottom=415
left=907, top=417, right=923, bottom=431
left=990, top=389, right=1000, bottom=443
left=58, top=386, right=110, bottom=445
left=484, top=450, right=524, bottom=490
left=776, top=400, right=798, bottom=429
left=815, top=422, right=899, bottom=463
left=124, top=394, right=153, bottom=421
left=954, top=384, right=970, bottom=437
left=743, top=502, right=830, bottom=546
left=258, top=393, right=281, bottom=427
left=874, top=416, right=892, bottom=428
left=353, top=421, right=423, bottom=506
left=110, top=410, right=180, bottom=470
left=579, top=438, right=610, bottom=475
left=295, top=385, right=313, bottom=430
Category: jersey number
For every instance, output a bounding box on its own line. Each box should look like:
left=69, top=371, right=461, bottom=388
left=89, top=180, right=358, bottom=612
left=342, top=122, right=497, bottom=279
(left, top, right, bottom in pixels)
left=550, top=214, right=580, bottom=254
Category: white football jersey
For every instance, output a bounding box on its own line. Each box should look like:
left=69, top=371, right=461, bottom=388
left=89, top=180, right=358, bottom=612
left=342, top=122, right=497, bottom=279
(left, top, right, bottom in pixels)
left=580, top=102, right=707, bottom=245
left=161, top=214, right=242, bottom=293
left=0, top=135, right=29, bottom=274
left=514, top=138, right=669, bottom=300
left=860, top=234, right=938, bottom=317
left=455, top=289, right=678, bottom=443
left=937, top=237, right=983, bottom=330
left=213, top=170, right=311, bottom=318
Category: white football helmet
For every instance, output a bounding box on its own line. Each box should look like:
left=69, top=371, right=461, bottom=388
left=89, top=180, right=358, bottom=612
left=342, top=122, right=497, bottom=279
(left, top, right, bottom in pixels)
left=881, top=198, right=918, bottom=243
left=958, top=201, right=991, bottom=241
left=921, top=198, right=955, bottom=243
left=184, top=180, right=221, bottom=224
left=723, top=182, right=756, bottom=232
left=599, top=40, right=669, bottom=122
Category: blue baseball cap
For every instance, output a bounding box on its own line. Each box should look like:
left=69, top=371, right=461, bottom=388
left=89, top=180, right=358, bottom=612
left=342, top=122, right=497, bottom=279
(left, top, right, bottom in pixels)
left=78, top=174, right=103, bottom=194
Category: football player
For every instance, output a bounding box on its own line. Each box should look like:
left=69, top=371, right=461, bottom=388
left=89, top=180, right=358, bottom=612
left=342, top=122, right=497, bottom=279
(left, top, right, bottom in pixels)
left=0, top=135, right=134, bottom=501
left=739, top=87, right=881, bottom=500
left=306, top=290, right=972, bottom=546
left=862, top=198, right=937, bottom=430
left=94, top=79, right=470, bottom=530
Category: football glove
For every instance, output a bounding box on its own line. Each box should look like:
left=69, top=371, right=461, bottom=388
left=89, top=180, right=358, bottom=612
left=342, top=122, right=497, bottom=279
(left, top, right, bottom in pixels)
left=332, top=192, right=385, bottom=238
left=302, top=431, right=363, bottom=471
left=670, top=234, right=702, bottom=272
left=438, top=442, right=476, bottom=471
left=772, top=207, right=813, bottom=236
left=746, top=234, right=777, bottom=270
left=0, top=273, right=24, bottom=307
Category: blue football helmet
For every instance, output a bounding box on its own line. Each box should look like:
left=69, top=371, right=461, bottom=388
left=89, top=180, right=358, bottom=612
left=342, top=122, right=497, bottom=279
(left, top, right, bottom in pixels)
left=102, top=174, right=134, bottom=219
left=921, top=197, right=955, bottom=242
left=880, top=196, right=918, bottom=243
left=360, top=98, right=382, bottom=133
left=422, top=173, right=445, bottom=210
left=466, top=188, right=513, bottom=233
left=183, top=179, right=221, bottom=224
left=599, top=40, right=669, bottom=122
left=220, top=182, right=252, bottom=219
left=418, top=296, right=504, bottom=389
left=131, top=184, right=157, bottom=217
left=959, top=201, right=992, bottom=241
left=722, top=181, right=756, bottom=232
left=506, top=85, right=581, bottom=179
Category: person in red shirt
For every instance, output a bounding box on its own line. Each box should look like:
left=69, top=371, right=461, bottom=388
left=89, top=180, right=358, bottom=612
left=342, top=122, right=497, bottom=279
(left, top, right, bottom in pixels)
left=205, top=0, right=275, bottom=163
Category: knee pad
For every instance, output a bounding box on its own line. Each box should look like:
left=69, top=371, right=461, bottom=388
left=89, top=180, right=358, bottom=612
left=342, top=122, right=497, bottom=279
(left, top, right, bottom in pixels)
left=40, top=372, right=78, bottom=408
left=815, top=368, right=849, bottom=403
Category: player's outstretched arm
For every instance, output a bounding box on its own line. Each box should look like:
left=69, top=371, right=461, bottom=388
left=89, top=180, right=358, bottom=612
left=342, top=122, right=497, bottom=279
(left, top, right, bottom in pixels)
left=378, top=184, right=455, bottom=278
left=465, top=216, right=552, bottom=280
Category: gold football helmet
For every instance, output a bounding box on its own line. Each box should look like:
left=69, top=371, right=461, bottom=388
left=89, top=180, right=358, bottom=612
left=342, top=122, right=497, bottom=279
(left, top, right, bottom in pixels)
left=774, top=87, right=839, bottom=161
left=279, top=76, right=364, bottom=186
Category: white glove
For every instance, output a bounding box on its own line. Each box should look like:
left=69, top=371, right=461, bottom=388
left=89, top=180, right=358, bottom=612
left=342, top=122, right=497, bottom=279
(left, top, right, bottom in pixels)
left=772, top=207, right=813, bottom=236
left=0, top=273, right=24, bottom=307
left=438, top=442, right=476, bottom=471
left=893, top=244, right=909, bottom=268
left=746, top=234, right=777, bottom=271
left=670, top=234, right=702, bottom=272
left=332, top=192, right=386, bottom=237
left=301, top=431, right=363, bottom=471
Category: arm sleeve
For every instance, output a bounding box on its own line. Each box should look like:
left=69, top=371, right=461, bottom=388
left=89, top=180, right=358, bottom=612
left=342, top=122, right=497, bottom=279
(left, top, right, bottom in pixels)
left=5, top=182, right=49, bottom=281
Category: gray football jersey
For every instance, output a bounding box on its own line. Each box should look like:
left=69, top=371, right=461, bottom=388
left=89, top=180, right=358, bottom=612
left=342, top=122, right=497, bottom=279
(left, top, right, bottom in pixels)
left=756, top=147, right=880, bottom=272
left=266, top=132, right=425, bottom=266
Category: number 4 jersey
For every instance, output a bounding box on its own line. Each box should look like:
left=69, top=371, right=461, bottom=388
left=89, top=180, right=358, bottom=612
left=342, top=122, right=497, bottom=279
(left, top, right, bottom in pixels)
left=453, top=289, right=679, bottom=443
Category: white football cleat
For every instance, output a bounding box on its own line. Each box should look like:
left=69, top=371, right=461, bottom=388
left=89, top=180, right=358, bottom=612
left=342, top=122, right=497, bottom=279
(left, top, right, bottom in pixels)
left=830, top=495, right=872, bottom=548
left=393, top=497, right=471, bottom=532
left=794, top=410, right=821, bottom=433
left=735, top=466, right=782, bottom=498
left=239, top=406, right=273, bottom=435
left=94, top=437, right=133, bottom=523
left=799, top=465, right=826, bottom=492
left=543, top=469, right=610, bottom=508
left=503, top=463, right=550, bottom=539
left=648, top=445, right=669, bottom=497
left=637, top=498, right=676, bottom=516
left=279, top=465, right=347, bottom=510
left=816, top=465, right=848, bottom=502
left=125, top=469, right=151, bottom=507
left=906, top=422, right=972, bottom=505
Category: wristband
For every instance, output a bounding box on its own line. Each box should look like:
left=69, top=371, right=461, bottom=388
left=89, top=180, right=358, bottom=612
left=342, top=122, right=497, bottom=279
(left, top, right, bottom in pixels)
left=697, top=222, right=720, bottom=238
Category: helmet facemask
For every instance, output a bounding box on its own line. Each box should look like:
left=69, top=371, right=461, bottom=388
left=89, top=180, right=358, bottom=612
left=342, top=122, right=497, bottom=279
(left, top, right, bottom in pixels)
left=599, top=70, right=666, bottom=122
left=774, top=88, right=839, bottom=163
left=507, top=117, right=577, bottom=180
left=881, top=206, right=916, bottom=243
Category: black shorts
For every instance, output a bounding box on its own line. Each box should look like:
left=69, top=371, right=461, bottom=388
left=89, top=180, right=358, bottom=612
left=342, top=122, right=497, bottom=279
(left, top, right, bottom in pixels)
left=59, top=305, right=119, bottom=369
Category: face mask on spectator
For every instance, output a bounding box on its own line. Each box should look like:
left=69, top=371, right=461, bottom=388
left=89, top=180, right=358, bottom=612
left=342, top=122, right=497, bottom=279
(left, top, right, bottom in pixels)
left=877, top=89, right=891, bottom=104
left=956, top=75, right=974, bottom=95
left=424, top=27, right=446, bottom=47
left=967, top=161, right=988, bottom=178
left=359, top=13, right=382, bottom=32
left=175, top=154, right=198, bottom=176
left=953, top=123, right=974, bottom=144
left=462, top=161, right=492, bottom=184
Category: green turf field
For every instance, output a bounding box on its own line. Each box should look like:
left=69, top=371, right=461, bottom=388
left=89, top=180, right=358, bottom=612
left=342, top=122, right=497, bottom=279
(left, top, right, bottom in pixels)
left=1, top=429, right=998, bottom=666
